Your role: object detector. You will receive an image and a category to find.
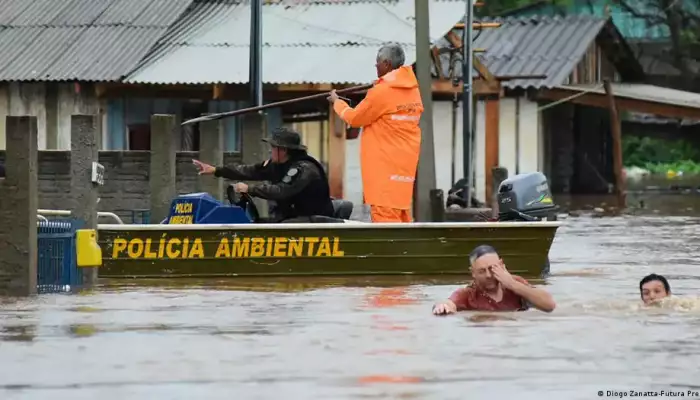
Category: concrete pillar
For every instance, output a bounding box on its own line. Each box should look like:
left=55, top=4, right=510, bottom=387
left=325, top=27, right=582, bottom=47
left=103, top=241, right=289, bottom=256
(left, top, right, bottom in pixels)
left=240, top=113, right=267, bottom=164
left=199, top=117, right=224, bottom=201
left=0, top=116, right=38, bottom=296
left=240, top=113, right=268, bottom=217
left=70, top=115, right=99, bottom=287
left=150, top=114, right=177, bottom=223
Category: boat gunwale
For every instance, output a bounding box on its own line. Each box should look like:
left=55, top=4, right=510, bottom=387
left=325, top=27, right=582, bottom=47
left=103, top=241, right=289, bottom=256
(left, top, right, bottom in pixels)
left=97, top=221, right=563, bottom=231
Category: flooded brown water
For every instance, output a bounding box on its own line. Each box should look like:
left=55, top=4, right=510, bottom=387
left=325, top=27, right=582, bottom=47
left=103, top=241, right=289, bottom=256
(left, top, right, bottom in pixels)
left=2, top=194, right=700, bottom=399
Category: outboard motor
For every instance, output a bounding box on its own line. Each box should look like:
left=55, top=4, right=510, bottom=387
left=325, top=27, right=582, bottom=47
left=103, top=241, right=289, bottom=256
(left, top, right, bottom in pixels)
left=497, top=172, right=558, bottom=222
left=497, top=172, right=558, bottom=278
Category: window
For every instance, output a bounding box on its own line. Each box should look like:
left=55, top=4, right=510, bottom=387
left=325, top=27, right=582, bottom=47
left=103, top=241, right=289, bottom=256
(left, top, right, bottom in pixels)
left=125, top=98, right=154, bottom=150
left=127, top=123, right=151, bottom=150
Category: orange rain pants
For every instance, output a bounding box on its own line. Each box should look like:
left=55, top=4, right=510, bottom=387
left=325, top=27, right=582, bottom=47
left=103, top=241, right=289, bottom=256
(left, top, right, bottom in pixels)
left=370, top=205, right=412, bottom=223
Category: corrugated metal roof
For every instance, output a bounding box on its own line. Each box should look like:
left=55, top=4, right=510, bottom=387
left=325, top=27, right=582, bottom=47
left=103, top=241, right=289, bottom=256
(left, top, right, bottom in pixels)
left=0, top=0, right=194, bottom=81
left=126, top=0, right=466, bottom=85
left=5, top=0, right=68, bottom=26
left=434, top=15, right=609, bottom=89
left=51, top=0, right=116, bottom=26
left=131, top=44, right=419, bottom=85
left=0, top=28, right=83, bottom=80
left=49, top=27, right=169, bottom=81
left=0, top=0, right=33, bottom=25
left=557, top=83, right=700, bottom=111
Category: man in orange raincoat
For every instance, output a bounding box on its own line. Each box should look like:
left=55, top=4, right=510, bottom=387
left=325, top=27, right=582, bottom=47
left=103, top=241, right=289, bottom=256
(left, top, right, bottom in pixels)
left=327, top=43, right=423, bottom=223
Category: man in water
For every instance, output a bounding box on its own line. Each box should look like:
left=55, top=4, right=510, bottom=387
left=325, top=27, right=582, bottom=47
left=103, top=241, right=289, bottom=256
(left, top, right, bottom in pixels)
left=432, top=245, right=556, bottom=314
left=192, top=127, right=335, bottom=222
left=639, top=273, right=671, bottom=305
left=327, top=43, right=423, bottom=223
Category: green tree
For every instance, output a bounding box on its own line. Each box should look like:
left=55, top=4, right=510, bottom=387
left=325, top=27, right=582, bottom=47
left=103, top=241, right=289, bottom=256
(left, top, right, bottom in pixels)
left=475, top=0, right=575, bottom=18
left=614, top=0, right=700, bottom=80
left=476, top=0, right=535, bottom=17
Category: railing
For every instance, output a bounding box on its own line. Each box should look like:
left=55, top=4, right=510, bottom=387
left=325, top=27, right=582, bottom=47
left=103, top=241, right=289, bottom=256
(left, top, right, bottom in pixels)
left=37, top=219, right=84, bottom=294
left=37, top=209, right=124, bottom=224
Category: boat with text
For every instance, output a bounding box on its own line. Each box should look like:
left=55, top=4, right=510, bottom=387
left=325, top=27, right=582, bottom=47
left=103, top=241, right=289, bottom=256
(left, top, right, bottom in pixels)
left=96, top=172, right=562, bottom=279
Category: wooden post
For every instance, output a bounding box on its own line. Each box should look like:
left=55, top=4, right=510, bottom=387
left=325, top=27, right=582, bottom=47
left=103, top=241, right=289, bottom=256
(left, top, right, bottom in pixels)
left=429, top=189, right=445, bottom=222
left=213, top=84, right=224, bottom=100
left=603, top=80, right=626, bottom=207
left=328, top=104, right=346, bottom=199
left=484, top=96, right=500, bottom=202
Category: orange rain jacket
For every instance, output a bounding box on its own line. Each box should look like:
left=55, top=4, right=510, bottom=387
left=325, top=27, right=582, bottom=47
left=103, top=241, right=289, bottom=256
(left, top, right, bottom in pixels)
left=333, top=66, right=423, bottom=210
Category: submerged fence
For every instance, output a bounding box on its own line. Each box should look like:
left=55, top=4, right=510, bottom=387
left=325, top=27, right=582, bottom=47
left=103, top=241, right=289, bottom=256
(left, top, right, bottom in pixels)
left=37, top=219, right=84, bottom=294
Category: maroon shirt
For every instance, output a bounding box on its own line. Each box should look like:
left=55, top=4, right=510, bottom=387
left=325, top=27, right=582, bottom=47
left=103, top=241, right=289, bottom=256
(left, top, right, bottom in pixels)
left=449, top=276, right=531, bottom=311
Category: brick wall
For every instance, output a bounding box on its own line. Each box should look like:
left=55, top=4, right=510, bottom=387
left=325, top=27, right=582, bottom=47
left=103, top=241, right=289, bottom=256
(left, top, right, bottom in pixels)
left=0, top=150, right=241, bottom=222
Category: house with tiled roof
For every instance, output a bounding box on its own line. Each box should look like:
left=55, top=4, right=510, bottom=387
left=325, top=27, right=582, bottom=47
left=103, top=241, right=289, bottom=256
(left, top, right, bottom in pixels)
left=496, top=0, right=700, bottom=89
left=0, top=0, right=194, bottom=150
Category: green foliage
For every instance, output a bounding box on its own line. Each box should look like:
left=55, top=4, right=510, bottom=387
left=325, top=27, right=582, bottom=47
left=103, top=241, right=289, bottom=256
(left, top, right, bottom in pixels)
left=681, top=28, right=698, bottom=47
left=475, top=0, right=545, bottom=17
left=623, top=136, right=700, bottom=174
left=642, top=160, right=700, bottom=174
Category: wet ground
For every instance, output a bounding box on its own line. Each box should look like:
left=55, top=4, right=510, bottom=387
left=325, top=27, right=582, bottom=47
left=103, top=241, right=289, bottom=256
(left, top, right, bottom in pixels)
left=2, top=194, right=700, bottom=399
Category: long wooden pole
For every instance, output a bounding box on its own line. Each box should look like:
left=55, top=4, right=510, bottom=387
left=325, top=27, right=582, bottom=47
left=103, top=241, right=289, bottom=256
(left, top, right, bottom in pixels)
left=603, top=79, right=626, bottom=207
left=181, top=84, right=373, bottom=126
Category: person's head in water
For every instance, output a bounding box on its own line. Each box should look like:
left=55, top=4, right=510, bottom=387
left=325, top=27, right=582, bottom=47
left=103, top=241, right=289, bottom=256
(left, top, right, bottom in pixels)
left=375, top=43, right=405, bottom=78
left=639, top=273, right=671, bottom=305
left=262, top=128, right=308, bottom=164
left=469, top=245, right=503, bottom=292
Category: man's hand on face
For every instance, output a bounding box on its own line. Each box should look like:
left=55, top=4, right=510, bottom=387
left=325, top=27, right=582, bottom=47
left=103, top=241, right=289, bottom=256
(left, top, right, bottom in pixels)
left=326, top=89, right=339, bottom=104
left=192, top=159, right=215, bottom=175
left=490, top=262, right=517, bottom=290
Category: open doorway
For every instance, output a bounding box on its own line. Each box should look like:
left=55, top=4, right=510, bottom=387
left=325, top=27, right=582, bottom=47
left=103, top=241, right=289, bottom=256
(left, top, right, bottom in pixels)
left=181, top=100, right=208, bottom=151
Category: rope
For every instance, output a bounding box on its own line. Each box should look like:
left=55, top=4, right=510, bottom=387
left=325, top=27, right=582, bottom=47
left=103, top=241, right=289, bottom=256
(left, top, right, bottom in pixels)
left=536, top=84, right=605, bottom=112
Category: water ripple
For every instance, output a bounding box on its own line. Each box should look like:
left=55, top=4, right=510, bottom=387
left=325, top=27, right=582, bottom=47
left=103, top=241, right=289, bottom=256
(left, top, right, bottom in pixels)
left=1, top=214, right=699, bottom=399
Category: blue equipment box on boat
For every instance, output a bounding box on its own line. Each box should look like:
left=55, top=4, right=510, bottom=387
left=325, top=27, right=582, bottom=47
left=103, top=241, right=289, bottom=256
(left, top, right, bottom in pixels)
left=165, top=193, right=252, bottom=224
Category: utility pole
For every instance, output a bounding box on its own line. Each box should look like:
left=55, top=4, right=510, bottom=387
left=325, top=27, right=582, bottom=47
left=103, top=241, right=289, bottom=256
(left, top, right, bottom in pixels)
left=462, top=0, right=475, bottom=205
left=414, top=0, right=437, bottom=222
left=248, top=0, right=266, bottom=216
left=249, top=0, right=263, bottom=107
